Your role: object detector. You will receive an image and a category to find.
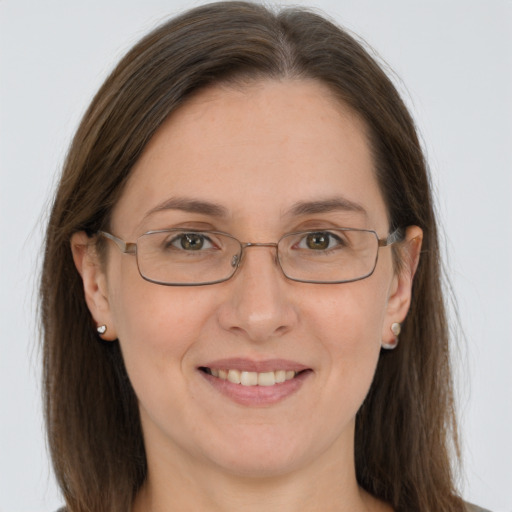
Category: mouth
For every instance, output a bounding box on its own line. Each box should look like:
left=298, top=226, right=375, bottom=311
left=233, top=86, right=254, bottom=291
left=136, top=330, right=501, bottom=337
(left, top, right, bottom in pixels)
left=199, top=367, right=308, bottom=387
left=197, top=359, right=312, bottom=406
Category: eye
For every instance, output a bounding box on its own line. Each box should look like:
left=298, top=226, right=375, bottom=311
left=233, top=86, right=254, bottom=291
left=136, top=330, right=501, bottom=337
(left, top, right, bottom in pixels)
left=298, top=231, right=345, bottom=251
left=168, top=232, right=215, bottom=251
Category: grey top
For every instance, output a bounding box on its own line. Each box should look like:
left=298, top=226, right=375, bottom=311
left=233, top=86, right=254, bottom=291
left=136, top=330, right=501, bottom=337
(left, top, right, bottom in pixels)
left=467, top=504, right=492, bottom=512
left=56, top=502, right=492, bottom=511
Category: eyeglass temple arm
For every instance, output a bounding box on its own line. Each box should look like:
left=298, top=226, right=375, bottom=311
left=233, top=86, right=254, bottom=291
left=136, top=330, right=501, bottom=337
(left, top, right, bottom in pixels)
left=98, top=231, right=137, bottom=254
left=378, top=227, right=405, bottom=247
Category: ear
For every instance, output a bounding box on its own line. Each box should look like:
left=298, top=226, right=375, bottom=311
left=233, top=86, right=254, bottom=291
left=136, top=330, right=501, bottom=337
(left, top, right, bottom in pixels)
left=382, top=225, right=423, bottom=345
left=71, top=231, right=118, bottom=341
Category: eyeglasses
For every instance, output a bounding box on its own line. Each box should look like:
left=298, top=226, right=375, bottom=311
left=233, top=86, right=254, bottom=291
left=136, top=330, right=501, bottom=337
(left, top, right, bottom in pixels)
left=98, top=227, right=404, bottom=286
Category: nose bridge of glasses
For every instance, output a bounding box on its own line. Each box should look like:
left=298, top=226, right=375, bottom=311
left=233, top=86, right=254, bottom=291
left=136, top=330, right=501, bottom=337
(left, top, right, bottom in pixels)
left=242, top=242, right=279, bottom=249
left=232, top=241, right=280, bottom=269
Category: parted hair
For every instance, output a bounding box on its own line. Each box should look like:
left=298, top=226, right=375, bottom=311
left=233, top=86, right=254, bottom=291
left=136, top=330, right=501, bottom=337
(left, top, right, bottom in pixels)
left=41, top=2, right=463, bottom=511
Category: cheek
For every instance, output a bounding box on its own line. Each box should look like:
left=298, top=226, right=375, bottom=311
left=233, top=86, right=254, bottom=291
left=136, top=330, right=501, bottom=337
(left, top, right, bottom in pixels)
left=106, top=259, right=216, bottom=387
left=315, top=276, right=390, bottom=350
left=311, top=277, right=390, bottom=395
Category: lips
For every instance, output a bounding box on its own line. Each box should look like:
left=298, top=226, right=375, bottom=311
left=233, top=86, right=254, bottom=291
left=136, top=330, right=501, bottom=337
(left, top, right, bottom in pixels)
left=201, top=357, right=310, bottom=373
left=198, top=358, right=312, bottom=405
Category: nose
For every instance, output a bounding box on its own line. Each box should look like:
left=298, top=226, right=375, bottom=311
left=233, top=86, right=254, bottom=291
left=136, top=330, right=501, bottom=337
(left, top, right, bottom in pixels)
left=217, top=244, right=299, bottom=343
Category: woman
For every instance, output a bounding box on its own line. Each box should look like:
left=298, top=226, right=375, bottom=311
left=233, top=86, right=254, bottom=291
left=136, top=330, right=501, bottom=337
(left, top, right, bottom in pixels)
left=40, top=2, right=489, bottom=511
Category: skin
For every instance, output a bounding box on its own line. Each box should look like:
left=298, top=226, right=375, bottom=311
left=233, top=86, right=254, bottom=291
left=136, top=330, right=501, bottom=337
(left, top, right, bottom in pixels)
left=72, top=79, right=422, bottom=512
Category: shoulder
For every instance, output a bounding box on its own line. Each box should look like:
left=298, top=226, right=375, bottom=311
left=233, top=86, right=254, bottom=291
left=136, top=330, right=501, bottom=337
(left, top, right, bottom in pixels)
left=465, top=503, right=493, bottom=512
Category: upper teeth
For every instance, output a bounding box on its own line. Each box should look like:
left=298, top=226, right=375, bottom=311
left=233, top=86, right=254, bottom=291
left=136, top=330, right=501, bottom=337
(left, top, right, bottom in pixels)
left=209, top=369, right=297, bottom=386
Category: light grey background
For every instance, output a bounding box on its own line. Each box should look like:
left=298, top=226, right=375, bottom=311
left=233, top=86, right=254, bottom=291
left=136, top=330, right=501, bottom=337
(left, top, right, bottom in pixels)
left=1, top=1, right=511, bottom=511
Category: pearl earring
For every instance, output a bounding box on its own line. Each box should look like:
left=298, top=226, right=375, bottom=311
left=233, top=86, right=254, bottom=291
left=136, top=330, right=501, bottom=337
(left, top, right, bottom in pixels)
left=382, top=322, right=401, bottom=350
left=97, top=325, right=107, bottom=335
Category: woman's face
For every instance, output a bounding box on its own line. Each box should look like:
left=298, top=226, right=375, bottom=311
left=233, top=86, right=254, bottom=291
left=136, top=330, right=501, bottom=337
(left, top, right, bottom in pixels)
left=78, top=79, right=418, bottom=479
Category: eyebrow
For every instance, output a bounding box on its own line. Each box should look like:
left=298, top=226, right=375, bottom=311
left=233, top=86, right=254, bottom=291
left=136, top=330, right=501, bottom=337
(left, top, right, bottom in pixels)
left=143, top=197, right=229, bottom=219
left=284, top=197, right=368, bottom=218
left=141, top=195, right=367, bottom=225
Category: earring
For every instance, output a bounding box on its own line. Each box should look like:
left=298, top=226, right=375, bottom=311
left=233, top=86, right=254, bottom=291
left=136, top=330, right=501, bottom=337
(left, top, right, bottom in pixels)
left=382, top=322, right=401, bottom=350
left=97, top=325, right=107, bottom=335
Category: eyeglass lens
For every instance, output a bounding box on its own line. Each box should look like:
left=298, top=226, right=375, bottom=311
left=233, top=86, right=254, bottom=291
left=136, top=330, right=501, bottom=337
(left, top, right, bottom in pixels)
left=134, top=229, right=380, bottom=285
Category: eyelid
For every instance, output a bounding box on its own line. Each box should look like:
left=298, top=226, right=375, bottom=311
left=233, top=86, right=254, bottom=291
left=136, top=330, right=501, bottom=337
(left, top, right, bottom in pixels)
left=168, top=230, right=215, bottom=244
left=290, top=219, right=362, bottom=232
left=144, top=226, right=360, bottom=243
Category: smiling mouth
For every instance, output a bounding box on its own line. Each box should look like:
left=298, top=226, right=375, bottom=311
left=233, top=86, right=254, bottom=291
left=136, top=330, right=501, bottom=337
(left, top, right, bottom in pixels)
left=199, top=367, right=308, bottom=387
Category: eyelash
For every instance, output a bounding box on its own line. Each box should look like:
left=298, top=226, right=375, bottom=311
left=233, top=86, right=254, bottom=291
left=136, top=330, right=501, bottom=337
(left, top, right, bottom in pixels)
left=160, top=230, right=349, bottom=252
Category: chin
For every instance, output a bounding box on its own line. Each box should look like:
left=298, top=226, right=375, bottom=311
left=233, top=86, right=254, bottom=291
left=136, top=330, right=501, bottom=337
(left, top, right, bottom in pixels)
left=215, top=453, right=306, bottom=479
left=201, top=426, right=319, bottom=479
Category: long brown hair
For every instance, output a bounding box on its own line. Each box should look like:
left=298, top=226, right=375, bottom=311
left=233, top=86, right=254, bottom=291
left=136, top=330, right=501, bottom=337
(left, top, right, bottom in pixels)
left=41, top=2, right=463, bottom=511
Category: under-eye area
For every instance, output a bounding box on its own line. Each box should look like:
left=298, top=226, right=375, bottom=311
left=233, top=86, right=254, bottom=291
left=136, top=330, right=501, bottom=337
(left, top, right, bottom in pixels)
left=199, top=367, right=311, bottom=386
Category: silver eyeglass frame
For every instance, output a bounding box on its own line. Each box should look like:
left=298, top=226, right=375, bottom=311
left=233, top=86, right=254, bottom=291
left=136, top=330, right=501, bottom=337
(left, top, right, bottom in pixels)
left=98, top=227, right=405, bottom=286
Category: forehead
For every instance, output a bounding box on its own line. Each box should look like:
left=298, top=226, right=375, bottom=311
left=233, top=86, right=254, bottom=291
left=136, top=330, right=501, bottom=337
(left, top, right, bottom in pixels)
left=111, top=79, right=388, bottom=236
